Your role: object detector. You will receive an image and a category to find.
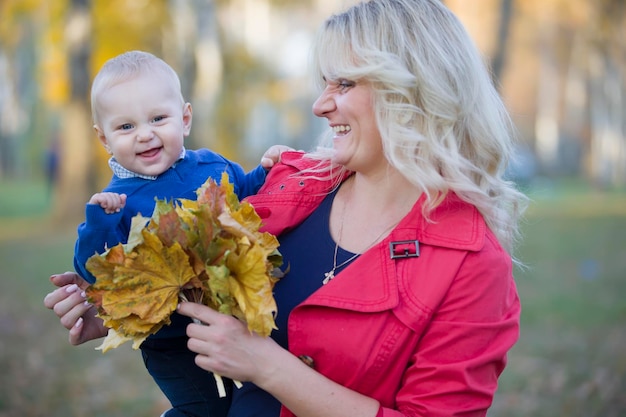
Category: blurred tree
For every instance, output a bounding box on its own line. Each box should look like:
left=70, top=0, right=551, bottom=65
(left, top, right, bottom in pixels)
left=585, top=0, right=626, bottom=187
left=165, top=0, right=314, bottom=168
left=3, top=0, right=625, bottom=219
left=491, top=0, right=514, bottom=87
left=189, top=0, right=314, bottom=166
left=525, top=0, right=625, bottom=184
left=0, top=0, right=45, bottom=180
left=163, top=0, right=220, bottom=153
left=54, top=0, right=92, bottom=221
left=90, top=0, right=171, bottom=191
left=51, top=0, right=171, bottom=221
left=445, top=0, right=514, bottom=90
left=212, top=43, right=274, bottom=163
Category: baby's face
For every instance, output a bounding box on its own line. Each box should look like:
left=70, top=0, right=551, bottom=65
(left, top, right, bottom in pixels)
left=94, top=72, right=191, bottom=177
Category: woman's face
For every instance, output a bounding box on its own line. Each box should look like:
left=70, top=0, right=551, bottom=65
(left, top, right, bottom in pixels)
left=312, top=78, right=385, bottom=174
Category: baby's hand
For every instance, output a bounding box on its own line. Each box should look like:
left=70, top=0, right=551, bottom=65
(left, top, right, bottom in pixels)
left=260, top=145, right=296, bottom=169
left=89, top=192, right=127, bottom=214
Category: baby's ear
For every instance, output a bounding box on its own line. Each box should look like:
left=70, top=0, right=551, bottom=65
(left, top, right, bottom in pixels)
left=93, top=124, right=103, bottom=137
left=182, top=103, right=193, bottom=136
left=94, top=125, right=111, bottom=154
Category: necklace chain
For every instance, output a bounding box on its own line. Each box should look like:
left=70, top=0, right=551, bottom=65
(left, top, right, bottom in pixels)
left=322, top=245, right=361, bottom=285
left=322, top=184, right=402, bottom=285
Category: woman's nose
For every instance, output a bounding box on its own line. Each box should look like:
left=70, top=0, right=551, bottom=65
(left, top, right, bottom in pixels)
left=312, top=89, right=335, bottom=117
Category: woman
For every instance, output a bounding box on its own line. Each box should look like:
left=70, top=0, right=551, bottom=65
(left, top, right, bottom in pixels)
left=45, top=0, right=527, bottom=415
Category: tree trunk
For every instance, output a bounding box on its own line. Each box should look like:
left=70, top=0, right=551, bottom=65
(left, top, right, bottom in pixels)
left=559, top=32, right=587, bottom=176
left=534, top=24, right=561, bottom=174
left=163, top=0, right=221, bottom=152
left=491, top=0, right=513, bottom=88
left=587, top=47, right=626, bottom=187
left=52, top=0, right=93, bottom=224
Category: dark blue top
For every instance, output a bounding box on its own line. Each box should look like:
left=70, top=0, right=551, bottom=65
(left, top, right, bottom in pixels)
left=228, top=187, right=359, bottom=417
left=73, top=148, right=267, bottom=339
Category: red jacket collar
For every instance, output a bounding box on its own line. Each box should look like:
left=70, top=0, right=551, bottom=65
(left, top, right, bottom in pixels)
left=248, top=151, right=485, bottom=251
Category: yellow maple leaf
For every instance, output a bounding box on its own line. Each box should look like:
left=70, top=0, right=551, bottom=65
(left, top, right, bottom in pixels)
left=86, top=229, right=197, bottom=351
left=225, top=236, right=278, bottom=337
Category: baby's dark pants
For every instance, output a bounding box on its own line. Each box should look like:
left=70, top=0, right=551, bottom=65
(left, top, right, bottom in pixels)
left=141, top=336, right=232, bottom=417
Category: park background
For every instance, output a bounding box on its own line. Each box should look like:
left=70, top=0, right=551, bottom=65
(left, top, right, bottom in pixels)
left=0, top=0, right=624, bottom=415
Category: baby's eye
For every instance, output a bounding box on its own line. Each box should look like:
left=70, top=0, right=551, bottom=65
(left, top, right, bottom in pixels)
left=153, top=115, right=166, bottom=123
left=119, top=123, right=133, bottom=130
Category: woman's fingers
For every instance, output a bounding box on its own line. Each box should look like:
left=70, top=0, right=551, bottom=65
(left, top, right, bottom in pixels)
left=43, top=283, right=76, bottom=310
left=177, top=301, right=221, bottom=325
left=50, top=271, right=90, bottom=290
left=45, top=284, right=90, bottom=330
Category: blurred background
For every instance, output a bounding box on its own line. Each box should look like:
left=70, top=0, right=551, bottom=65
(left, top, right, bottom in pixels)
left=0, top=0, right=624, bottom=416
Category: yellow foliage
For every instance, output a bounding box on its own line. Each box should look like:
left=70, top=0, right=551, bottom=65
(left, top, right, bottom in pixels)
left=0, top=0, right=70, bottom=106
left=87, top=232, right=198, bottom=351
left=91, top=0, right=171, bottom=75
left=0, top=0, right=45, bottom=46
left=85, top=173, right=283, bottom=352
left=40, top=47, right=69, bottom=106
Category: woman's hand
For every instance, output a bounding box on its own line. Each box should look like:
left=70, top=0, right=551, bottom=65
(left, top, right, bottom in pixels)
left=43, top=272, right=108, bottom=345
left=177, top=302, right=381, bottom=417
left=176, top=302, right=280, bottom=384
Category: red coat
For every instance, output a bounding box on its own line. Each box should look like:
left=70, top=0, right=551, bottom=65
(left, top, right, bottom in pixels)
left=245, top=152, right=520, bottom=417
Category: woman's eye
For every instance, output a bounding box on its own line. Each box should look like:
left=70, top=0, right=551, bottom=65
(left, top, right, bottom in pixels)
left=338, top=80, right=355, bottom=90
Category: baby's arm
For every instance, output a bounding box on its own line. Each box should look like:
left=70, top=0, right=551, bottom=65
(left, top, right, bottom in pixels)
left=89, top=192, right=127, bottom=214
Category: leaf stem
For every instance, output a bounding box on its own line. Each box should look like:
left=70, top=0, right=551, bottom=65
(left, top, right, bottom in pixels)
left=180, top=295, right=243, bottom=396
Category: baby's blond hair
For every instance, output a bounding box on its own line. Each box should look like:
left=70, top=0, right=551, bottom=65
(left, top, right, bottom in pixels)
left=90, top=50, right=184, bottom=125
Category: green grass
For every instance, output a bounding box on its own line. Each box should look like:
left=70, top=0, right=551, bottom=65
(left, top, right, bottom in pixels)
left=0, top=178, right=624, bottom=416
left=488, top=181, right=626, bottom=417
left=0, top=227, right=168, bottom=417
left=0, top=180, right=168, bottom=416
left=0, top=180, right=52, bottom=218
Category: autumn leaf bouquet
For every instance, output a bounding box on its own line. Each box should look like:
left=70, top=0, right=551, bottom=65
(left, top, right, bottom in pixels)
left=84, top=173, right=282, bottom=395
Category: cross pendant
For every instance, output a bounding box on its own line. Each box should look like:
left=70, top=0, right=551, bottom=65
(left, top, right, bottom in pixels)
left=322, top=270, right=335, bottom=285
